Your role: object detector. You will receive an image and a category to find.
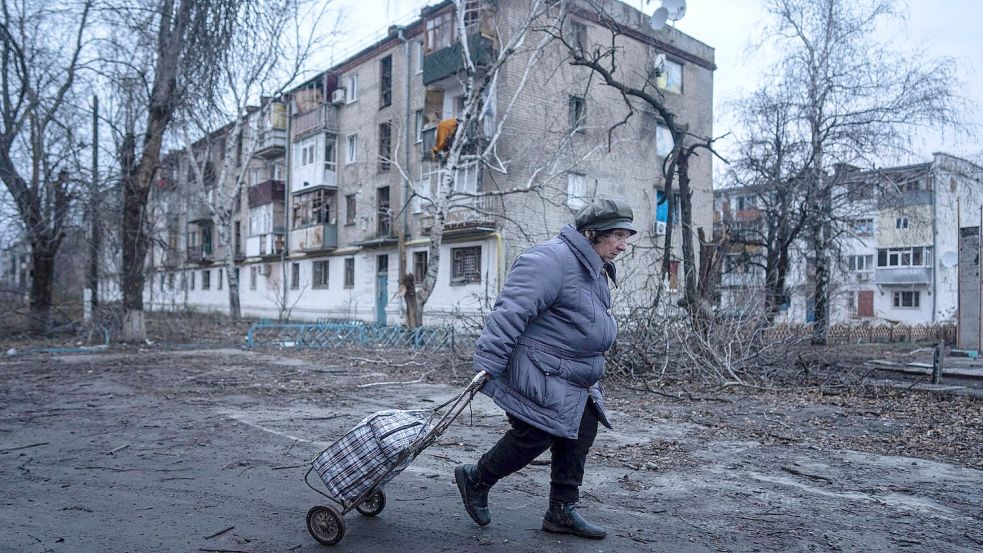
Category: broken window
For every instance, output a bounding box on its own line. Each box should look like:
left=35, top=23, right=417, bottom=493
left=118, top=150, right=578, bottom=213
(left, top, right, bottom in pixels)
left=380, top=56, right=392, bottom=108
left=378, top=122, right=392, bottom=172
left=451, top=246, right=481, bottom=284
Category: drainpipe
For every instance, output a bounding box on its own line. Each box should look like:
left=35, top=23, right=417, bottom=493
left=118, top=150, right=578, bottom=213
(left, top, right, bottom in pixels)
left=283, top=96, right=292, bottom=319
left=931, top=170, right=937, bottom=323
left=397, top=25, right=412, bottom=323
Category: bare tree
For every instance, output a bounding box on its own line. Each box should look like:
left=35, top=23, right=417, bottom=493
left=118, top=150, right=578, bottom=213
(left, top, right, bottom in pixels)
left=179, top=0, right=334, bottom=321
left=405, top=0, right=561, bottom=325
left=109, top=0, right=244, bottom=341
left=0, top=0, right=94, bottom=331
left=544, top=0, right=725, bottom=325
left=762, top=0, right=962, bottom=343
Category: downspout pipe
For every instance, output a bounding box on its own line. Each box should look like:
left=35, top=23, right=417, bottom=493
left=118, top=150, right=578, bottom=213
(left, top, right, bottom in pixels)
left=398, top=25, right=413, bottom=323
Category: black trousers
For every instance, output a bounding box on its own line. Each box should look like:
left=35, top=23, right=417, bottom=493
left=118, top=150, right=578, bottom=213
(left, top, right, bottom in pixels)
left=475, top=402, right=599, bottom=503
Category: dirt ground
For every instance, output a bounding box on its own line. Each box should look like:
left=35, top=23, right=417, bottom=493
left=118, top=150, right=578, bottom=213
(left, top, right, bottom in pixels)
left=1, top=345, right=981, bottom=553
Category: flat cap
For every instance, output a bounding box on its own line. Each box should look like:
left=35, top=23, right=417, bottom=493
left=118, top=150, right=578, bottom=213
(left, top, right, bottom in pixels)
left=574, top=198, right=636, bottom=235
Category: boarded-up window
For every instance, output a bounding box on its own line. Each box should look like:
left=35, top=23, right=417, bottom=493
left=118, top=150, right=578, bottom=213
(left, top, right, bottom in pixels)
left=857, top=290, right=874, bottom=317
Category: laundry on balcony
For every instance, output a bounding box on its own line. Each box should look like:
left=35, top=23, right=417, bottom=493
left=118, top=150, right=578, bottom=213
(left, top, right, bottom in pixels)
left=431, top=117, right=459, bottom=158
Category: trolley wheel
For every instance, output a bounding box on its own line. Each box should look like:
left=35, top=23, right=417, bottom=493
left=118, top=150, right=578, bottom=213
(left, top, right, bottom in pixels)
left=307, top=505, right=345, bottom=546
left=355, top=489, right=386, bottom=517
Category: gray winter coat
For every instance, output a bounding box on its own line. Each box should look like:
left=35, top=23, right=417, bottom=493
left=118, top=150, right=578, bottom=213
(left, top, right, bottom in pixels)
left=474, top=224, right=617, bottom=439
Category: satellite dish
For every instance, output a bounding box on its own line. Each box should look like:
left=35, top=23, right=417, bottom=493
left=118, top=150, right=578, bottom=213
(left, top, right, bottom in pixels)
left=662, top=0, right=687, bottom=21
left=650, top=6, right=669, bottom=31
left=941, top=251, right=958, bottom=268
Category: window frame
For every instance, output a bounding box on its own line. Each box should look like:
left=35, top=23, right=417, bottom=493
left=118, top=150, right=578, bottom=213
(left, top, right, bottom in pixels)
left=379, top=55, right=393, bottom=108
left=451, top=246, right=482, bottom=285
left=312, top=260, right=329, bottom=289
left=346, top=133, right=358, bottom=165
left=344, top=257, right=355, bottom=288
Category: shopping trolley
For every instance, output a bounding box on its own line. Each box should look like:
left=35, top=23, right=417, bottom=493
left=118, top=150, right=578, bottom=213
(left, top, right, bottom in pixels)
left=304, top=371, right=487, bottom=545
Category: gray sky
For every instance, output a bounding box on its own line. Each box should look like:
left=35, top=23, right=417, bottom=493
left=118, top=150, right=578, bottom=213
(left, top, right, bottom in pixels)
left=323, top=0, right=980, bottom=167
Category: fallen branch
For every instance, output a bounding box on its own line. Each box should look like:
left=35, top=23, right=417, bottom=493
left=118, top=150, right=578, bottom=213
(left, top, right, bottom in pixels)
left=270, top=464, right=305, bottom=470
left=781, top=465, right=833, bottom=484
left=106, top=444, right=130, bottom=455
left=357, top=370, right=434, bottom=388
left=0, top=442, right=49, bottom=453
left=204, top=526, right=235, bottom=540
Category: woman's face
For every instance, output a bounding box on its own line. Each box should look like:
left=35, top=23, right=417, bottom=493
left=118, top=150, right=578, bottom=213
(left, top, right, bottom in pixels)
left=591, top=229, right=633, bottom=263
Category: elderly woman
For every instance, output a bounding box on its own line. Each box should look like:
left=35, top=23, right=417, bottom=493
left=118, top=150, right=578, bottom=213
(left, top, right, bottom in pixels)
left=455, top=198, right=635, bottom=540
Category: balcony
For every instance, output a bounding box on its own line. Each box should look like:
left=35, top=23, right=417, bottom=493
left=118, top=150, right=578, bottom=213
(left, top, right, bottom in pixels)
left=423, top=34, right=497, bottom=85
left=290, top=223, right=338, bottom=252
left=253, top=128, right=287, bottom=159
left=420, top=118, right=491, bottom=162
left=878, top=190, right=933, bottom=209
left=291, top=166, right=336, bottom=193
left=245, top=230, right=285, bottom=258
left=248, top=179, right=286, bottom=208
left=186, top=244, right=213, bottom=263
left=419, top=194, right=502, bottom=235
left=874, top=266, right=932, bottom=286
left=291, top=105, right=339, bottom=140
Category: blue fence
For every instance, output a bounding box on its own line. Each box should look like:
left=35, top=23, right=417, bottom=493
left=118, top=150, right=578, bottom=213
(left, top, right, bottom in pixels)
left=245, top=321, right=456, bottom=350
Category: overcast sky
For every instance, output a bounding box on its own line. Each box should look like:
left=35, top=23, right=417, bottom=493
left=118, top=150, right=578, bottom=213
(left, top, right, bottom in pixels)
left=322, top=0, right=981, bottom=169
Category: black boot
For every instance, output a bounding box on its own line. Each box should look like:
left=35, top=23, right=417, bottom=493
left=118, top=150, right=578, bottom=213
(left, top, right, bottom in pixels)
left=542, top=498, right=606, bottom=539
left=454, top=464, right=491, bottom=526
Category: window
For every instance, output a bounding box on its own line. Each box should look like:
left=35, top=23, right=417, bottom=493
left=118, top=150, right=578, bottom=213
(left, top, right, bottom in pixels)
left=566, top=20, right=587, bottom=54
left=424, top=11, right=454, bottom=53
left=851, top=218, right=874, bottom=235
left=415, top=41, right=424, bottom=74
left=415, top=109, right=424, bottom=143
left=313, top=260, right=329, bottom=288
left=217, top=268, right=223, bottom=290
left=656, top=124, right=674, bottom=157
left=346, top=73, right=358, bottom=103
left=250, top=266, right=257, bottom=290
left=189, top=271, right=196, bottom=290
left=893, top=291, right=920, bottom=308
left=877, top=247, right=932, bottom=268
left=451, top=246, right=481, bottom=284
left=454, top=162, right=479, bottom=194
left=202, top=269, right=210, bottom=290
left=345, top=194, right=356, bottom=225
left=346, top=134, right=358, bottom=164
left=379, top=56, right=392, bottom=108
left=378, top=122, right=392, bottom=172
left=167, top=273, right=174, bottom=290
left=847, top=255, right=874, bottom=271
left=324, top=136, right=336, bottom=171
left=568, top=95, right=586, bottom=131
left=377, top=186, right=391, bottom=236
left=344, top=257, right=355, bottom=288
left=896, top=217, right=908, bottom=229
left=667, top=260, right=680, bottom=290
left=292, top=189, right=333, bottom=229
left=656, top=190, right=681, bottom=225
left=413, top=251, right=428, bottom=284
left=291, top=263, right=300, bottom=290
left=566, top=173, right=587, bottom=210
left=656, top=59, right=683, bottom=94
left=249, top=204, right=274, bottom=235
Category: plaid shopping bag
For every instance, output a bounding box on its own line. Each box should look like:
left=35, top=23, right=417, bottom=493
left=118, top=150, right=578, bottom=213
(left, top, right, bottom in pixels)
left=312, top=409, right=432, bottom=503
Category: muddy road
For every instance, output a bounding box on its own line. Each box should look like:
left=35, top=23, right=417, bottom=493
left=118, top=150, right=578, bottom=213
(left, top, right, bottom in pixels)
left=1, top=348, right=980, bottom=552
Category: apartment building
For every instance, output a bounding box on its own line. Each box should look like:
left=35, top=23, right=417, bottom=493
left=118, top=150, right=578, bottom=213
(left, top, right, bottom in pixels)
left=715, top=153, right=983, bottom=326
left=145, top=0, right=716, bottom=323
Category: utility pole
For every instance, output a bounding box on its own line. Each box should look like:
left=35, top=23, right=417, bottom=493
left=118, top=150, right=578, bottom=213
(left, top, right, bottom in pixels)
left=88, top=95, right=100, bottom=309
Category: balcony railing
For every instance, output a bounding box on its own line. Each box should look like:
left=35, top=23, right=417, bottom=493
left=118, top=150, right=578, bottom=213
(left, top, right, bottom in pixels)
left=253, top=128, right=286, bottom=159
left=874, top=266, right=932, bottom=286
left=245, top=232, right=284, bottom=257
left=423, top=33, right=497, bottom=85
left=419, top=194, right=503, bottom=234
left=248, top=179, right=286, bottom=208
left=420, top=118, right=491, bottom=161
left=291, top=105, right=339, bottom=139
left=878, top=190, right=933, bottom=208
left=290, top=223, right=338, bottom=252
left=187, top=245, right=213, bottom=263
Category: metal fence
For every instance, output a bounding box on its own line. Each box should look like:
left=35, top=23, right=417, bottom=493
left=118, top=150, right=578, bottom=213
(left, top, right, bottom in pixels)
left=766, top=323, right=957, bottom=346
left=245, top=321, right=456, bottom=350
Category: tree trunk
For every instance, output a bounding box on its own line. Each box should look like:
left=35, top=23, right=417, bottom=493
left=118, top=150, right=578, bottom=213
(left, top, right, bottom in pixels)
left=402, top=273, right=420, bottom=328
left=28, top=243, right=56, bottom=333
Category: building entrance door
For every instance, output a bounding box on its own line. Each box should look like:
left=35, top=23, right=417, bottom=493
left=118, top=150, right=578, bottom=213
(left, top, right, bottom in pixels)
left=376, top=255, right=389, bottom=325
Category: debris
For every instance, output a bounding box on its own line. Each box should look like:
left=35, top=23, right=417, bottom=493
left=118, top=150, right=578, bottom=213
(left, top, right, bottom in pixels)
left=781, top=465, right=833, bottom=484
left=0, top=442, right=49, bottom=454
left=5, top=348, right=15, bottom=356
left=204, top=526, right=235, bottom=540
left=106, top=444, right=130, bottom=455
